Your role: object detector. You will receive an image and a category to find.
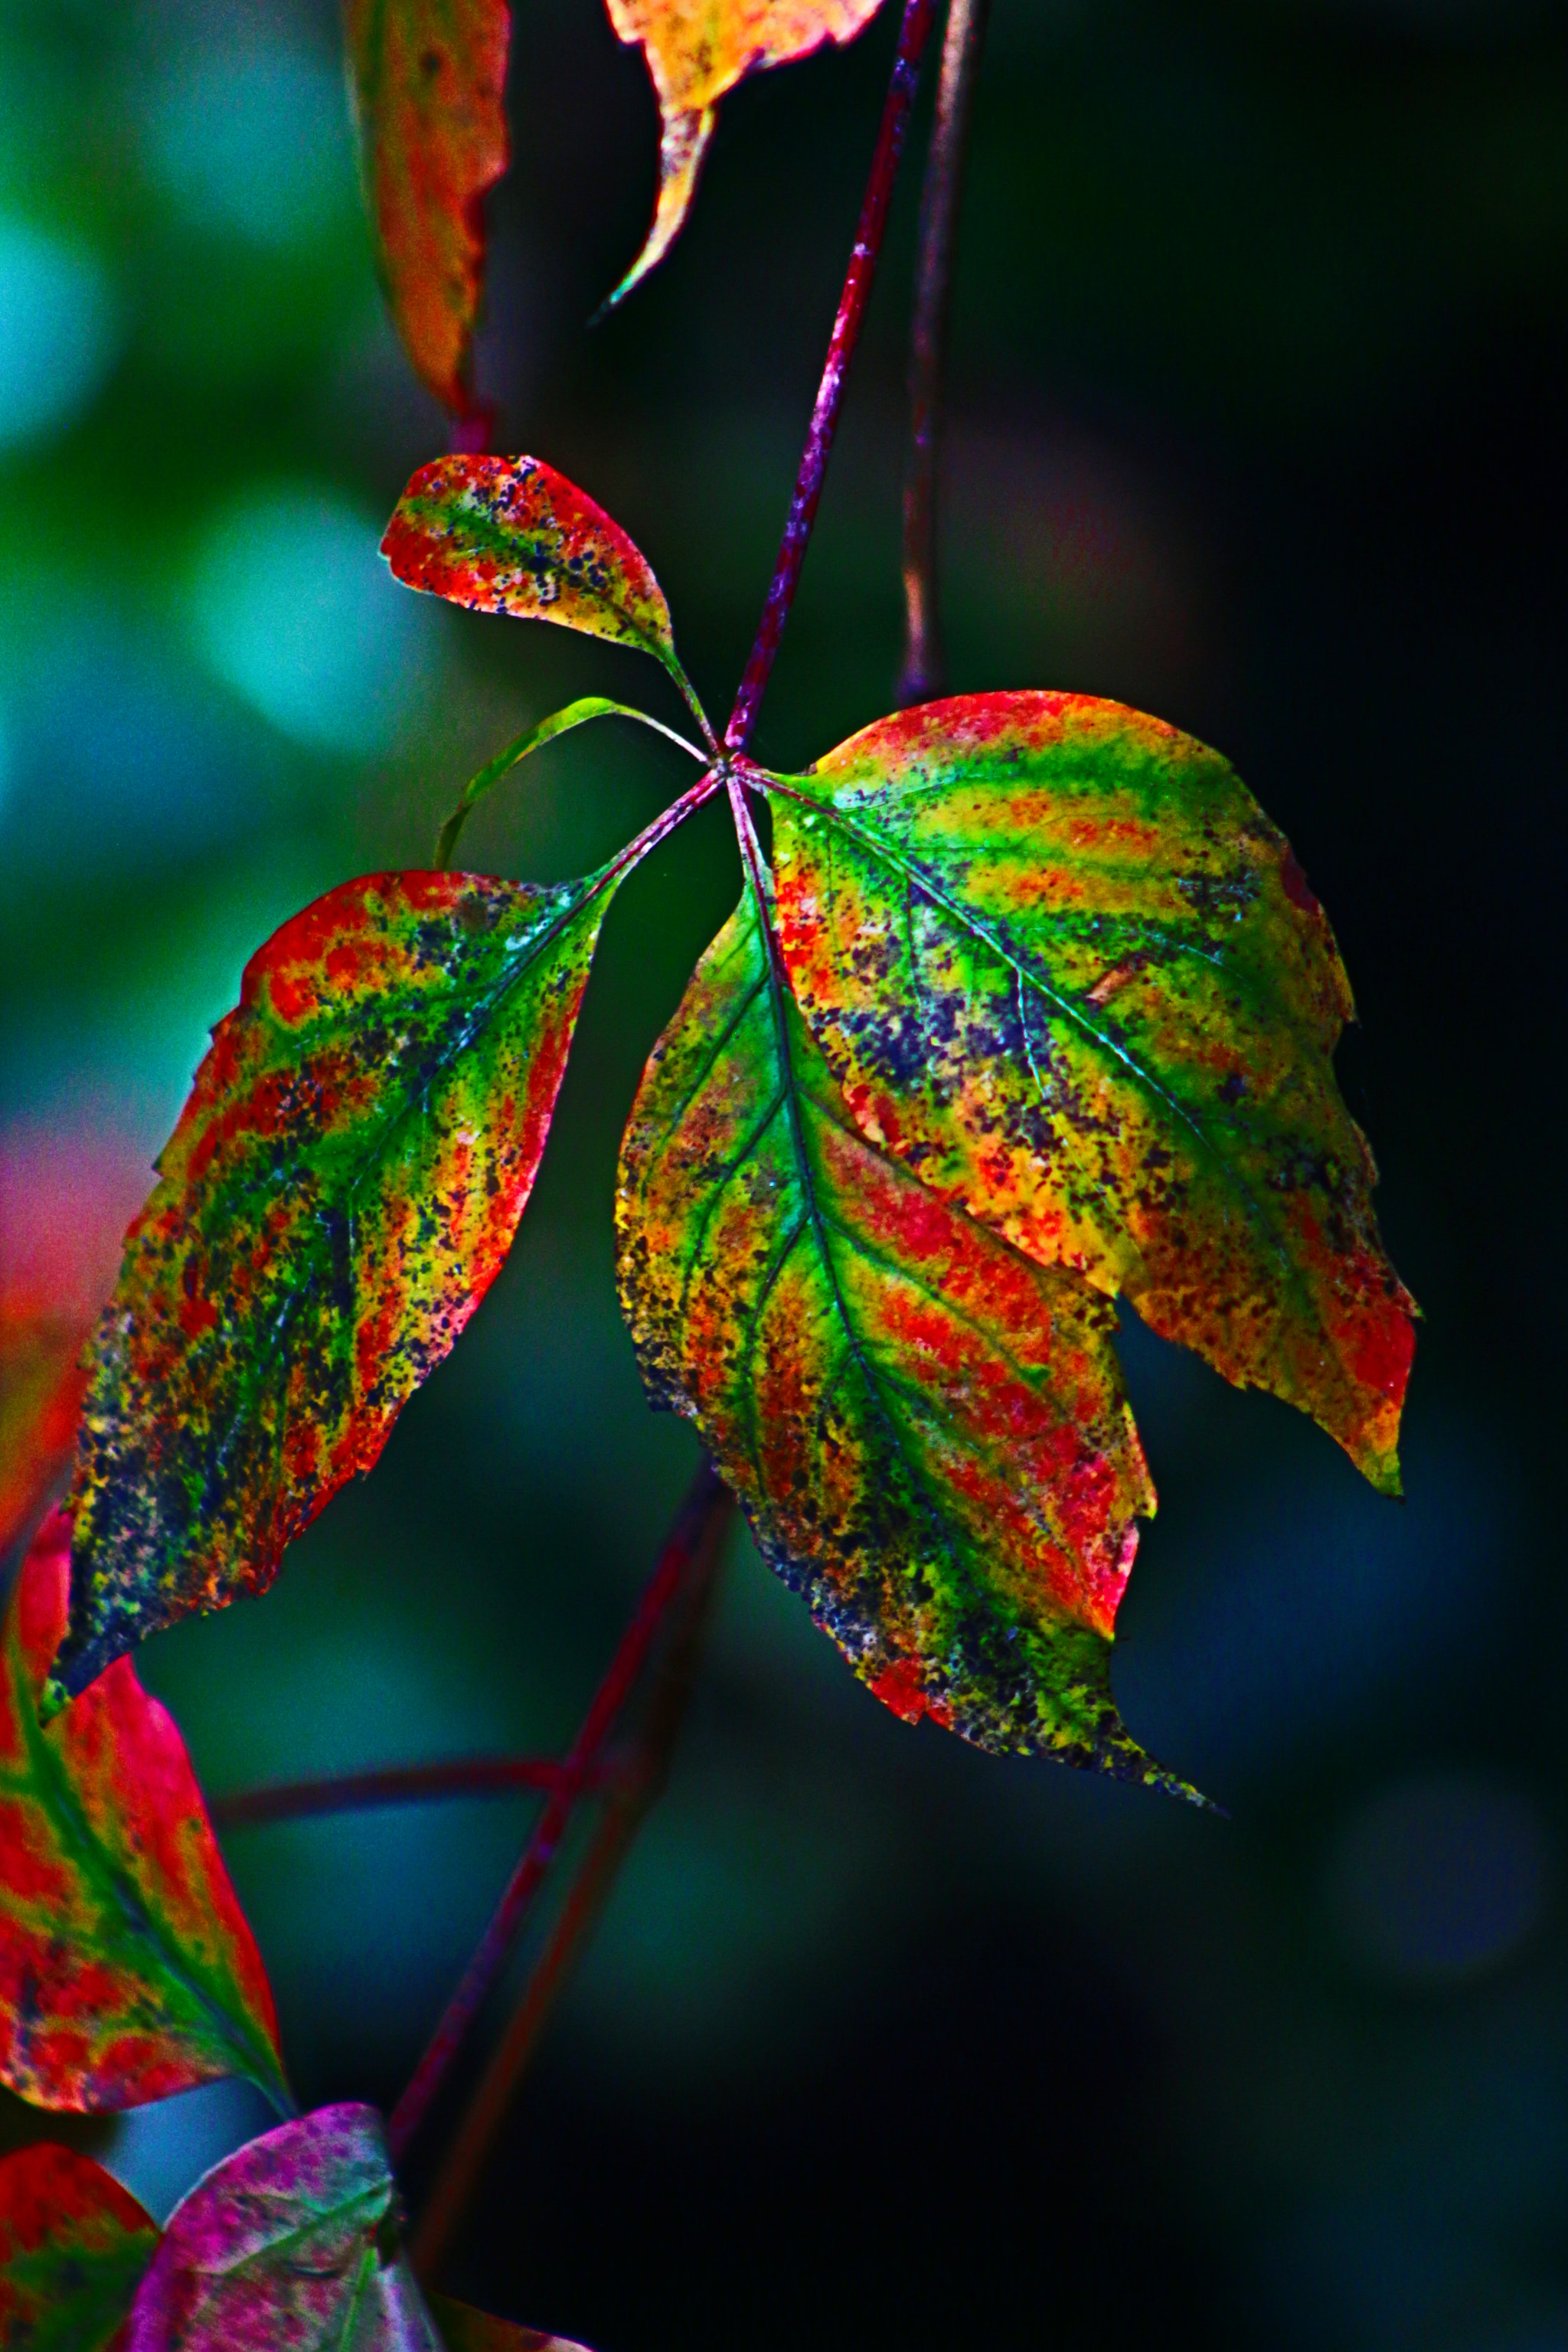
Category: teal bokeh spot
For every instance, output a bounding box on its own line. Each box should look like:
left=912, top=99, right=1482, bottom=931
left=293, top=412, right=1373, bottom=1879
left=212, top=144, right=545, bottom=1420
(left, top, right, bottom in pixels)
left=140, top=41, right=354, bottom=250
left=0, top=217, right=119, bottom=448
left=188, top=485, right=436, bottom=756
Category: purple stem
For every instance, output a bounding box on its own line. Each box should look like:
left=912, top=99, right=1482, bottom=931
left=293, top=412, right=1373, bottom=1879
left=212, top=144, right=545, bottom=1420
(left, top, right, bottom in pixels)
left=210, top=1756, right=585, bottom=1832
left=387, top=1455, right=730, bottom=2163
left=724, top=0, right=938, bottom=756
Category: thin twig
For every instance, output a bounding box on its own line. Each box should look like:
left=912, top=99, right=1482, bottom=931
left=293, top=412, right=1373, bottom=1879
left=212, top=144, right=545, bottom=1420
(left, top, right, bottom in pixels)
left=210, top=1757, right=582, bottom=1832
left=897, top=0, right=990, bottom=706
left=409, top=1485, right=733, bottom=2278
left=386, top=1455, right=732, bottom=2164
left=724, top=0, right=938, bottom=756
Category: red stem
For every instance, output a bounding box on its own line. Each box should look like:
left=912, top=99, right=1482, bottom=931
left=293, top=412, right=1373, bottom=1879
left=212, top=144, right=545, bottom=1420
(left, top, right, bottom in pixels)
left=210, top=1757, right=584, bottom=1832
left=724, top=0, right=938, bottom=756
left=386, top=1455, right=729, bottom=2163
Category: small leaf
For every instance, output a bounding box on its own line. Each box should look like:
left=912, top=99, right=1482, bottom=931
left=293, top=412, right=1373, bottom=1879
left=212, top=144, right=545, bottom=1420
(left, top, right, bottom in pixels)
left=383, top=456, right=710, bottom=735
left=126, top=2105, right=436, bottom=2350
left=436, top=697, right=706, bottom=870
left=0, top=1510, right=287, bottom=2112
left=616, top=890, right=1194, bottom=1791
left=766, top=692, right=1416, bottom=1492
left=601, top=0, right=888, bottom=305
left=59, top=869, right=619, bottom=1700
left=431, top=2296, right=595, bottom=2352
left=345, top=0, right=511, bottom=416
left=0, top=2141, right=158, bottom=2352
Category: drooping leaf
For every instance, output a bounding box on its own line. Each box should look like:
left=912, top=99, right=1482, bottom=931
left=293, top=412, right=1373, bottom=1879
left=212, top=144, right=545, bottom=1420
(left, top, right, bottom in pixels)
left=765, top=692, right=1416, bottom=1493
left=0, top=2142, right=158, bottom=2351
left=345, top=0, right=511, bottom=416
left=383, top=456, right=710, bottom=734
left=431, top=2297, right=594, bottom=2352
left=126, top=2104, right=437, bottom=2350
left=616, top=887, right=1193, bottom=1790
left=600, top=0, right=887, bottom=306
left=58, top=867, right=620, bottom=1701
left=436, top=697, right=706, bottom=869
left=0, top=1509, right=287, bottom=2112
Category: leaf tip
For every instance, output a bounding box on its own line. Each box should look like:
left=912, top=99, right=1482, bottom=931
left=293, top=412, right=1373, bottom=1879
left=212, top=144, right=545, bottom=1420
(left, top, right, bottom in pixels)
left=595, top=106, right=715, bottom=316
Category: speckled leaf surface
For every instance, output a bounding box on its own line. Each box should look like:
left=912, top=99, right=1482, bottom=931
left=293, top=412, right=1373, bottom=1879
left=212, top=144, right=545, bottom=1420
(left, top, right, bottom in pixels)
left=126, top=2105, right=439, bottom=2350
left=602, top=0, right=887, bottom=303
left=60, top=868, right=617, bottom=1700
left=383, top=457, right=704, bottom=722
left=345, top=0, right=510, bottom=415
left=0, top=1510, right=286, bottom=2113
left=0, top=2142, right=158, bottom=2351
left=431, top=2297, right=595, bottom=2352
left=616, top=889, right=1190, bottom=1788
left=766, top=693, right=1416, bottom=1492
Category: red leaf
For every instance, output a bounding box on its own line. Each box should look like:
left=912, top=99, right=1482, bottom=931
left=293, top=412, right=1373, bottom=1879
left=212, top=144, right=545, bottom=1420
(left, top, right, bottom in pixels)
left=0, top=2141, right=158, bottom=2351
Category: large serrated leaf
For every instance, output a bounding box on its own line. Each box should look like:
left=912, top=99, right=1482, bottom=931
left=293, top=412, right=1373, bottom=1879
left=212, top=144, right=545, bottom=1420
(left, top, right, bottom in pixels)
left=600, top=0, right=887, bottom=305
left=59, top=868, right=617, bottom=1700
left=0, top=1511, right=287, bottom=2113
left=617, top=887, right=1195, bottom=1793
left=0, top=2142, right=158, bottom=2351
left=345, top=0, right=511, bottom=416
left=766, top=692, right=1416, bottom=1492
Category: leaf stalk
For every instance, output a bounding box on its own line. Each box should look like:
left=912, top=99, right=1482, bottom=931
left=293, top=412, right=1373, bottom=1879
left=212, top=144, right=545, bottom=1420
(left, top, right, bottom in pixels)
left=724, top=0, right=938, bottom=757
left=898, top=0, right=990, bottom=705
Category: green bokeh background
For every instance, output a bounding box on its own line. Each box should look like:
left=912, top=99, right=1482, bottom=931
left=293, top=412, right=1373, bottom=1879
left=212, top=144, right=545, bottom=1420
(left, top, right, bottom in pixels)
left=2, top=0, right=1566, bottom=2345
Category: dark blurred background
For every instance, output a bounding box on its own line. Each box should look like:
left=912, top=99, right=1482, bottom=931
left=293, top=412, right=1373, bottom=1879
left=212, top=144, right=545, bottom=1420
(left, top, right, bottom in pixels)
left=2, top=0, right=1566, bottom=2344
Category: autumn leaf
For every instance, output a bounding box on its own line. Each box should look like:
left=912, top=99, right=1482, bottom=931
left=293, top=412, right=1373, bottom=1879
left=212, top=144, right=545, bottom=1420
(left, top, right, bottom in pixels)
left=763, top=692, right=1416, bottom=1492
left=0, top=2141, right=158, bottom=2352
left=58, top=868, right=621, bottom=1702
left=382, top=456, right=713, bottom=740
left=345, top=0, right=511, bottom=416
left=0, top=1509, right=287, bottom=2113
left=125, top=2104, right=436, bottom=2349
left=431, top=2297, right=595, bottom=2352
left=616, top=884, right=1194, bottom=1791
left=601, top=0, right=888, bottom=305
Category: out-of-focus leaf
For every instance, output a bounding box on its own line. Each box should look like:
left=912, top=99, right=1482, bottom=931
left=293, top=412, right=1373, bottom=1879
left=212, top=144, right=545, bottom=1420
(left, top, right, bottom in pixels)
left=345, top=0, right=511, bottom=416
left=431, top=2296, right=595, bottom=2352
left=436, top=696, right=707, bottom=869
left=616, top=889, right=1194, bottom=1791
left=0, top=1510, right=287, bottom=2112
left=58, top=869, right=620, bottom=1701
left=600, top=0, right=887, bottom=305
left=126, top=2104, right=436, bottom=2349
left=766, top=692, right=1416, bottom=1493
left=0, top=1314, right=86, bottom=1561
left=382, top=456, right=710, bottom=733
left=0, top=2141, right=158, bottom=2352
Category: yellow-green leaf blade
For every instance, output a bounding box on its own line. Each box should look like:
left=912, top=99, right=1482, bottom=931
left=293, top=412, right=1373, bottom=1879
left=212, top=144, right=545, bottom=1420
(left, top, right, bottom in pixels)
left=768, top=691, right=1416, bottom=1492
left=345, top=0, right=511, bottom=415
left=602, top=0, right=887, bottom=305
left=59, top=868, right=616, bottom=1701
left=616, top=890, right=1192, bottom=1792
left=0, top=1512, right=288, bottom=2113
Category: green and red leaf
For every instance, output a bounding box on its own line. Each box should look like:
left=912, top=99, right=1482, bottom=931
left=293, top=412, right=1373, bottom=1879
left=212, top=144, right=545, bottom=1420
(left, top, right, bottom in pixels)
left=601, top=0, right=887, bottom=305
left=0, top=1509, right=286, bottom=2112
left=60, top=868, right=619, bottom=1700
left=616, top=886, right=1190, bottom=1789
left=382, top=456, right=708, bottom=730
left=126, top=2103, right=434, bottom=2349
left=345, top=0, right=511, bottom=416
left=0, top=2141, right=158, bottom=2351
left=765, top=693, right=1416, bottom=1492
